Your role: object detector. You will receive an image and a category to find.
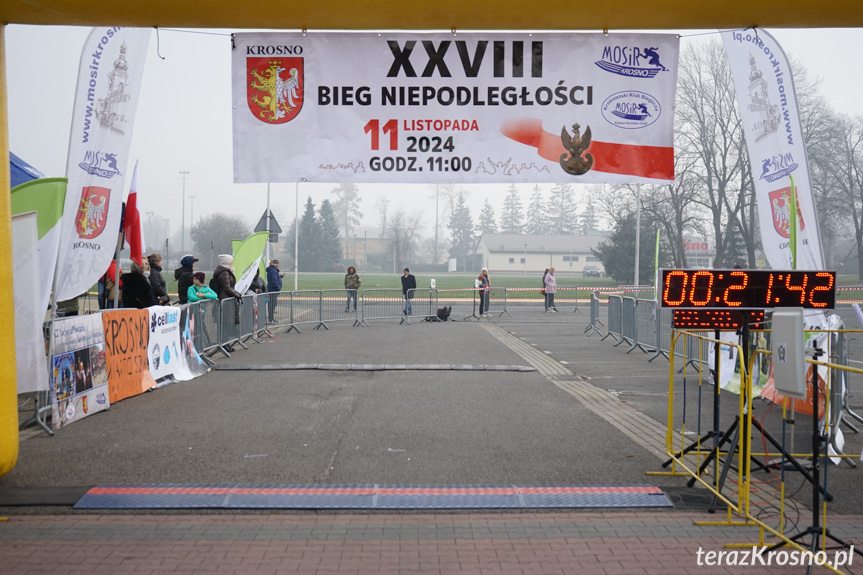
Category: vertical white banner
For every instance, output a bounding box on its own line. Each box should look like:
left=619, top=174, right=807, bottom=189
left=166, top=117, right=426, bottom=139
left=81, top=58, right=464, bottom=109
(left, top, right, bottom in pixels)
left=721, top=29, right=824, bottom=271
left=54, top=27, right=151, bottom=302
left=12, top=213, right=49, bottom=393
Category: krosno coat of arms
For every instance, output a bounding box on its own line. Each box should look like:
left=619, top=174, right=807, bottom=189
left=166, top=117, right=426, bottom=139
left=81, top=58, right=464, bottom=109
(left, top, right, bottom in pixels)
left=75, top=186, right=110, bottom=239
left=769, top=187, right=805, bottom=239
left=247, top=58, right=303, bottom=124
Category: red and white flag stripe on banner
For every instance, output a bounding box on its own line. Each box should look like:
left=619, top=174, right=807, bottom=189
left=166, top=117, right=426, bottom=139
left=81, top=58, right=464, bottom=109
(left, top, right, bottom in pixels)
left=232, top=32, right=679, bottom=184
left=54, top=28, right=151, bottom=302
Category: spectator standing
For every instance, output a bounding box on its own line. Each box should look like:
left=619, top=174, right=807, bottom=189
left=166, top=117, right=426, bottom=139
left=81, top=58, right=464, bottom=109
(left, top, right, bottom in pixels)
left=213, top=254, right=243, bottom=327
left=121, top=261, right=157, bottom=309
left=174, top=254, right=198, bottom=305
left=344, top=266, right=361, bottom=312
left=247, top=269, right=266, bottom=295
left=478, top=267, right=491, bottom=318
left=401, top=267, right=416, bottom=316
left=543, top=266, right=558, bottom=313
left=265, top=259, right=284, bottom=323
left=147, top=253, right=171, bottom=305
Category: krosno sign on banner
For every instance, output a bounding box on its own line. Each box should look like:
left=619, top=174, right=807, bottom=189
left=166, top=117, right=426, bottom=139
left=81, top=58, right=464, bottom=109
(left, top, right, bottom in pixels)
left=231, top=32, right=679, bottom=184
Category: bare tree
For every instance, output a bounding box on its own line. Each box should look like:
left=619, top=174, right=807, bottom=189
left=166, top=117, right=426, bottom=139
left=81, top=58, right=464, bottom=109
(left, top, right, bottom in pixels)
left=676, top=39, right=748, bottom=268
left=330, top=183, right=362, bottom=259
left=809, top=112, right=863, bottom=278
left=387, top=207, right=424, bottom=269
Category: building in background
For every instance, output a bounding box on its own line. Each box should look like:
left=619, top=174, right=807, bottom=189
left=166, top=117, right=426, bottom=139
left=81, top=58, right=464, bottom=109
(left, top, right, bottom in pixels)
left=683, top=237, right=714, bottom=268
left=341, top=227, right=388, bottom=270
left=475, top=233, right=607, bottom=275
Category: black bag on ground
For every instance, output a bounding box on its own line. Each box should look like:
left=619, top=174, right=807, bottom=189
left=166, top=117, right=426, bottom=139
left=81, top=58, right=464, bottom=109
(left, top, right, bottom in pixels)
left=436, top=305, right=452, bottom=321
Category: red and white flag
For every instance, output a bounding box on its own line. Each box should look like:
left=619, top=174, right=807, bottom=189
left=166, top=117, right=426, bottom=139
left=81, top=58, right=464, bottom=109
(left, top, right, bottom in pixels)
left=124, top=162, right=145, bottom=266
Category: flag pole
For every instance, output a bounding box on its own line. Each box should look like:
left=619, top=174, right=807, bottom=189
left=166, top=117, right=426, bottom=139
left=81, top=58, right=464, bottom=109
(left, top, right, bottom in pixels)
left=113, top=207, right=125, bottom=309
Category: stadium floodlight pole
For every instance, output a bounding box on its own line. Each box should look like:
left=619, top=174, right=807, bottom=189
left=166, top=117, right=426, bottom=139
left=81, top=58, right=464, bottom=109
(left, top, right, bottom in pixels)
left=179, top=171, right=189, bottom=252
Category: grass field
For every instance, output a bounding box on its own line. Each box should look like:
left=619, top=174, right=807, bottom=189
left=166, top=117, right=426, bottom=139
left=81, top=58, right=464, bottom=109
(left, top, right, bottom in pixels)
left=90, top=270, right=863, bottom=302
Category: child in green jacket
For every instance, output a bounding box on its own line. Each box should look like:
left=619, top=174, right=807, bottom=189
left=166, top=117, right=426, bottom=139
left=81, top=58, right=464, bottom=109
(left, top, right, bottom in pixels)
left=187, top=272, right=218, bottom=302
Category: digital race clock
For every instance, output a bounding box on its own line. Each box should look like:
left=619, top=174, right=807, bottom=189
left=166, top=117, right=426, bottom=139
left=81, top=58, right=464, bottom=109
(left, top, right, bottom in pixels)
left=660, top=269, right=836, bottom=310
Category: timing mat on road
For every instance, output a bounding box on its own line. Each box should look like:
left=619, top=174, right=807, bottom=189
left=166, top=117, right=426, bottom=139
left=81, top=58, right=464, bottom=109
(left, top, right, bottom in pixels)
left=74, top=484, right=672, bottom=509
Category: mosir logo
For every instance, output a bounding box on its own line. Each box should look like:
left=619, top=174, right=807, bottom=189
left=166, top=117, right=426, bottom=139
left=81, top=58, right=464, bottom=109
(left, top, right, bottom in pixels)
left=247, top=57, right=303, bottom=124
left=759, top=153, right=799, bottom=183
left=601, top=91, right=661, bottom=129
left=769, top=187, right=806, bottom=239
left=595, top=45, right=668, bottom=78
left=75, top=186, right=110, bottom=239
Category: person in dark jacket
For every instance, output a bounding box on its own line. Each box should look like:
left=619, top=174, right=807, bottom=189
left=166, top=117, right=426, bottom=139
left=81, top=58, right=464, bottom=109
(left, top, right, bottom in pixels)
left=247, top=269, right=266, bottom=294
left=121, top=261, right=157, bottom=309
left=213, top=254, right=243, bottom=327
left=147, top=252, right=170, bottom=305
left=174, top=254, right=198, bottom=304
left=400, top=267, right=416, bottom=315
left=265, top=259, right=284, bottom=322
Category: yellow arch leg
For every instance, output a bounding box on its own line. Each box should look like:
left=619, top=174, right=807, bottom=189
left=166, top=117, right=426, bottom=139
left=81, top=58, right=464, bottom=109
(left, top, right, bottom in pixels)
left=0, top=24, right=20, bottom=478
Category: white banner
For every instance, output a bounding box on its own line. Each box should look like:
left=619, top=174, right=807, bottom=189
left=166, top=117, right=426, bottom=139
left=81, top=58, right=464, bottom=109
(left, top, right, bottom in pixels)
left=721, top=29, right=824, bottom=272
left=50, top=314, right=110, bottom=429
left=232, top=32, right=679, bottom=184
left=54, top=27, right=151, bottom=302
left=147, top=306, right=183, bottom=383
left=13, top=213, right=49, bottom=394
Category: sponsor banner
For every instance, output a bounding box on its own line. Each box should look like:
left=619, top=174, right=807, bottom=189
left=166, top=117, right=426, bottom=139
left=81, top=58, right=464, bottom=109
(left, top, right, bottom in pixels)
left=173, top=306, right=209, bottom=381
left=12, top=213, right=49, bottom=393
left=147, top=306, right=183, bottom=384
left=232, top=32, right=679, bottom=184
left=54, top=28, right=151, bottom=302
left=721, top=29, right=824, bottom=272
left=232, top=232, right=269, bottom=295
left=102, top=309, right=156, bottom=402
left=50, top=314, right=110, bottom=429
left=10, top=178, right=68, bottom=315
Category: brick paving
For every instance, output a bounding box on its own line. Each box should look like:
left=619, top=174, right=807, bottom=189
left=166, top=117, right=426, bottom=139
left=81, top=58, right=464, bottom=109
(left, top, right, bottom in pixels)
left=6, top=306, right=862, bottom=574
left=6, top=511, right=860, bottom=574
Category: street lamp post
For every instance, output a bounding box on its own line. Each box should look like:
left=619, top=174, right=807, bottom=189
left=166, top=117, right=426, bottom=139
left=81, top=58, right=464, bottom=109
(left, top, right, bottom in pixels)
left=179, top=171, right=189, bottom=252
left=523, top=243, right=527, bottom=275
left=188, top=195, right=196, bottom=232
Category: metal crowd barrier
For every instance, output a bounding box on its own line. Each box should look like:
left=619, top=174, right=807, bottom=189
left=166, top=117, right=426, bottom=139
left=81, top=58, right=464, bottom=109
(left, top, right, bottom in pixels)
left=265, top=291, right=297, bottom=333
left=602, top=295, right=622, bottom=343
left=219, top=297, right=248, bottom=352
left=252, top=293, right=273, bottom=339
left=321, top=289, right=360, bottom=327
left=552, top=286, right=583, bottom=312
left=186, top=300, right=221, bottom=361
left=616, top=296, right=636, bottom=349
left=633, top=298, right=658, bottom=354
left=584, top=291, right=604, bottom=336
left=292, top=290, right=326, bottom=330
left=485, top=287, right=510, bottom=317
left=648, top=306, right=673, bottom=361
left=359, top=288, right=412, bottom=326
